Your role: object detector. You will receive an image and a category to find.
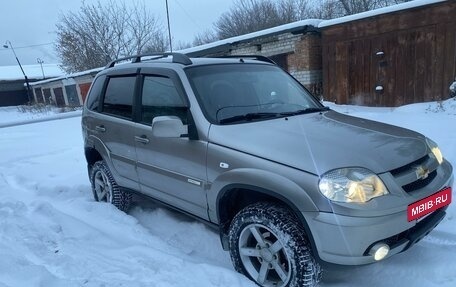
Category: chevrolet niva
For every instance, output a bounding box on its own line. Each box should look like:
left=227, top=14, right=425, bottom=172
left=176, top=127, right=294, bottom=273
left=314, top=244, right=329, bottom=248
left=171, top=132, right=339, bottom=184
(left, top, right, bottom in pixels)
left=82, top=53, right=453, bottom=287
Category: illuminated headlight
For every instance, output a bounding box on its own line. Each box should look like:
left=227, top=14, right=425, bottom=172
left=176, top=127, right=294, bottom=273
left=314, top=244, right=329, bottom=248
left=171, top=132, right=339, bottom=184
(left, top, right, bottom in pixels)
left=426, top=138, right=443, bottom=164
left=318, top=168, right=389, bottom=203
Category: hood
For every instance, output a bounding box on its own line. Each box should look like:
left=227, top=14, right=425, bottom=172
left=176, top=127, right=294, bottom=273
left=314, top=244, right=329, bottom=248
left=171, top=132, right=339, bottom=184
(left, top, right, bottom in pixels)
left=208, top=110, right=428, bottom=175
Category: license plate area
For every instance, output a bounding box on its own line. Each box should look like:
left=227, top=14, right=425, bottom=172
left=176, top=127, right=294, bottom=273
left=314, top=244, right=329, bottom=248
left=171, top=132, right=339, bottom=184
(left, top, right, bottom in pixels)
left=407, top=187, right=452, bottom=222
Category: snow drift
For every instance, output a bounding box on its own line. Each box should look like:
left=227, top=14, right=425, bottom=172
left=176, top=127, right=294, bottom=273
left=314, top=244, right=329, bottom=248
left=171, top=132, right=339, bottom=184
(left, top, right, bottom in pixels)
left=0, top=99, right=455, bottom=286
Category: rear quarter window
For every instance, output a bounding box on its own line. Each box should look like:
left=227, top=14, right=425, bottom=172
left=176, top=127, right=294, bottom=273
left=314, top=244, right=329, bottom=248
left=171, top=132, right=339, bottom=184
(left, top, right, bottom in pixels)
left=86, top=75, right=106, bottom=111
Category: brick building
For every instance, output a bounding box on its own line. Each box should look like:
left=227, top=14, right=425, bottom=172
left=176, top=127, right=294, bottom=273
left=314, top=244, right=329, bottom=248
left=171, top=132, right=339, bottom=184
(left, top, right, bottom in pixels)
left=181, top=19, right=324, bottom=97
left=27, top=0, right=455, bottom=108
left=28, top=19, right=326, bottom=106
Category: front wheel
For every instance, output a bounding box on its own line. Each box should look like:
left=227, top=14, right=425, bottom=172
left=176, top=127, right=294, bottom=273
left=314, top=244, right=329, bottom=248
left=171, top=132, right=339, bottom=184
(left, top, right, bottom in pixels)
left=89, top=160, right=131, bottom=212
left=228, top=202, right=321, bottom=287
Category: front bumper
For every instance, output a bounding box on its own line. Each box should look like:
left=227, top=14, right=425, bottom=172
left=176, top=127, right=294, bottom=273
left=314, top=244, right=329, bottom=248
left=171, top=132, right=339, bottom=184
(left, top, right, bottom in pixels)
left=303, top=206, right=448, bottom=265
left=304, top=159, right=453, bottom=266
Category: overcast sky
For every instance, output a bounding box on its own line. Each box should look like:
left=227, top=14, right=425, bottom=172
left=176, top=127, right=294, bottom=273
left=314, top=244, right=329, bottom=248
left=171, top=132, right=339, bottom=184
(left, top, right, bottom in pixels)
left=0, top=0, right=234, bottom=66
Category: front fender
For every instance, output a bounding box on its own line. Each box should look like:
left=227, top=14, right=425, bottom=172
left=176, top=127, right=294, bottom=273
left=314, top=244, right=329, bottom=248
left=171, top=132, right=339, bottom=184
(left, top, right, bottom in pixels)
left=208, top=168, right=319, bottom=223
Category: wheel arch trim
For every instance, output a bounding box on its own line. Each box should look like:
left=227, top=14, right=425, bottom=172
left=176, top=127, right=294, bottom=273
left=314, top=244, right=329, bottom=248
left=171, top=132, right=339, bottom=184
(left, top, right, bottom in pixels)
left=85, top=135, right=111, bottom=164
left=212, top=169, right=321, bottom=260
left=211, top=168, right=319, bottom=222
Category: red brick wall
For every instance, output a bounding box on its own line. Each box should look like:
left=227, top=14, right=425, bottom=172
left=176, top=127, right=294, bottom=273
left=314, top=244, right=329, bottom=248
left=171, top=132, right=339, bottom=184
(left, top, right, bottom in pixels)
left=287, top=32, right=322, bottom=71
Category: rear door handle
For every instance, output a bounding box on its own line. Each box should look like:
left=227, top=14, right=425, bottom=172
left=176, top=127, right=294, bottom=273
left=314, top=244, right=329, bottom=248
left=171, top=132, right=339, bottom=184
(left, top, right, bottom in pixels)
left=135, top=135, right=150, bottom=144
left=95, top=125, right=106, bottom=132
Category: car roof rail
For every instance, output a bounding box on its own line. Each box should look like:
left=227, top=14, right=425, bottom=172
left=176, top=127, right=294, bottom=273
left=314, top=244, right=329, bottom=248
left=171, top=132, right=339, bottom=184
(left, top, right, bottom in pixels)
left=105, top=52, right=192, bottom=68
left=212, top=55, right=276, bottom=65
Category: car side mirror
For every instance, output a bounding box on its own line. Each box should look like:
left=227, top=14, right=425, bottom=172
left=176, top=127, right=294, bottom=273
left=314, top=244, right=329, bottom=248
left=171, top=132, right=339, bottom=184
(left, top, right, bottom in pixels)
left=151, top=116, right=187, bottom=138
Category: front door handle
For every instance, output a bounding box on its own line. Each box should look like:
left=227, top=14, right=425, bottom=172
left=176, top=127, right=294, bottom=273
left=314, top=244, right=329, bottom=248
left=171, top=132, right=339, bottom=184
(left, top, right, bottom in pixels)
left=95, top=125, right=106, bottom=132
left=135, top=135, right=150, bottom=144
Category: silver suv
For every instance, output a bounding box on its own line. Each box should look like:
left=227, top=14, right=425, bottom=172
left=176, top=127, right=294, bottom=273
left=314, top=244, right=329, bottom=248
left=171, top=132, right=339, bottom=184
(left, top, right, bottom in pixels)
left=82, top=53, right=453, bottom=287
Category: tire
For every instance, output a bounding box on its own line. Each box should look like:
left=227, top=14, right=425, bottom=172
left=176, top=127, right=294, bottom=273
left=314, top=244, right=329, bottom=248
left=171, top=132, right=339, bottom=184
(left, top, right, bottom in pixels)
left=89, top=160, right=132, bottom=212
left=228, top=202, right=321, bottom=287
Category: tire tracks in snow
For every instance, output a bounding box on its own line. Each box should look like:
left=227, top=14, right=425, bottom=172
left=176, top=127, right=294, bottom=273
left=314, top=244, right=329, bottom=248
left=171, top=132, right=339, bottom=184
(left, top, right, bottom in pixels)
left=422, top=230, right=456, bottom=246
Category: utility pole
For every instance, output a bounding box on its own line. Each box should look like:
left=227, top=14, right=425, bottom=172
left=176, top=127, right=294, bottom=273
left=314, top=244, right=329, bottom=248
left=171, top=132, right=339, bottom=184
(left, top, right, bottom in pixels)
left=3, top=40, right=32, bottom=104
left=37, top=58, right=45, bottom=79
left=165, top=0, right=173, bottom=52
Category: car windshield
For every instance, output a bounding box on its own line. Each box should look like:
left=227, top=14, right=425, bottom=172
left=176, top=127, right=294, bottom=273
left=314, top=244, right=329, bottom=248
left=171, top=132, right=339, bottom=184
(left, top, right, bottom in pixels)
left=185, top=63, right=324, bottom=124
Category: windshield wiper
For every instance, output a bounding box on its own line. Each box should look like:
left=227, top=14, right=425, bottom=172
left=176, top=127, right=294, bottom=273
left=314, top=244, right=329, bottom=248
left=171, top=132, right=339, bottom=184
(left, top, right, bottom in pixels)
left=219, top=112, right=280, bottom=124
left=218, top=107, right=329, bottom=124
left=279, top=106, right=330, bottom=117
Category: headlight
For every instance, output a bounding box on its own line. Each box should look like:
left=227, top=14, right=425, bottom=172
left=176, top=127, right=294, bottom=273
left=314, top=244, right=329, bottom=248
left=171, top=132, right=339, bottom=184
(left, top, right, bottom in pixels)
left=426, top=138, right=443, bottom=164
left=318, top=168, right=389, bottom=203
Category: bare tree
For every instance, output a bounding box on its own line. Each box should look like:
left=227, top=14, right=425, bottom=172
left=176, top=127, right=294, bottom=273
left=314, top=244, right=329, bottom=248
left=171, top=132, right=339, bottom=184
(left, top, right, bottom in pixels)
left=193, top=29, right=219, bottom=46
left=310, top=0, right=345, bottom=19
left=214, top=0, right=313, bottom=40
left=174, top=41, right=192, bottom=50
left=313, top=0, right=412, bottom=18
left=211, top=0, right=412, bottom=40
left=278, top=0, right=316, bottom=22
left=144, top=33, right=169, bottom=54
left=56, top=0, right=166, bottom=73
left=215, top=0, right=285, bottom=39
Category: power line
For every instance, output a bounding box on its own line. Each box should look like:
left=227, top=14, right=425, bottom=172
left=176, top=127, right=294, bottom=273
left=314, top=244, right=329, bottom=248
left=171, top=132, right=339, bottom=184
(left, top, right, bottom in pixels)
left=172, top=0, right=203, bottom=31
left=0, top=42, right=54, bottom=51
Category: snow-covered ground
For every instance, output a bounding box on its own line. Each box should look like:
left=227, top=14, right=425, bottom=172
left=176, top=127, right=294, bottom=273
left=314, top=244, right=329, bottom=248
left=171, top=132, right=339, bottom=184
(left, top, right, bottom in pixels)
left=0, top=99, right=455, bottom=287
left=0, top=106, right=81, bottom=128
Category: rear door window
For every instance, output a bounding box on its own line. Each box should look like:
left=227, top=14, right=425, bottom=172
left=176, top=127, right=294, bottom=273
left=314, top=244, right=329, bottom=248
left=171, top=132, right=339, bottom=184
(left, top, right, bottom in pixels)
left=102, top=76, right=136, bottom=119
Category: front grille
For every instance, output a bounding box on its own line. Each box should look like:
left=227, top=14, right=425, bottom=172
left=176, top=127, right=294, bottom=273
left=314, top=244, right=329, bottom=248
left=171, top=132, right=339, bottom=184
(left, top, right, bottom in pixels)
left=390, top=155, right=429, bottom=176
left=389, top=154, right=439, bottom=193
left=402, top=170, right=437, bottom=193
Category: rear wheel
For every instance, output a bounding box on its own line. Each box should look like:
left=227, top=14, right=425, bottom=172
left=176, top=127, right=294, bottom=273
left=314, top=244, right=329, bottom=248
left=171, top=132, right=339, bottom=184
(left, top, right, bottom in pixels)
left=228, top=202, right=321, bottom=287
left=89, top=160, right=131, bottom=212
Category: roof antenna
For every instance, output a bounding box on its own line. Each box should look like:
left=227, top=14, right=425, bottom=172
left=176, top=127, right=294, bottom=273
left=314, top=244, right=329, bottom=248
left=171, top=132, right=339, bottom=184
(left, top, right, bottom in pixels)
left=165, top=0, right=173, bottom=52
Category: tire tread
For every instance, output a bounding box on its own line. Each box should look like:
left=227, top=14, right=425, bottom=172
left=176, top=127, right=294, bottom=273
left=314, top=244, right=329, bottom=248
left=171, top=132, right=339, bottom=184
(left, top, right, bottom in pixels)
left=228, top=202, right=321, bottom=287
left=90, top=161, right=132, bottom=212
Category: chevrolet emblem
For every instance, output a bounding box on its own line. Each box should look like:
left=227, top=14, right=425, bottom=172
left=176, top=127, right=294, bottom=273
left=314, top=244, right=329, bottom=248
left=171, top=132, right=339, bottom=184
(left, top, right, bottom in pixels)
left=415, top=165, right=430, bottom=180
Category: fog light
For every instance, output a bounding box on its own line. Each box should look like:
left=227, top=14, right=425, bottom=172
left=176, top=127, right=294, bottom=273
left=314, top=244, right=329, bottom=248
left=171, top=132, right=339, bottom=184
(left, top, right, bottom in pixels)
left=369, top=243, right=390, bottom=261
